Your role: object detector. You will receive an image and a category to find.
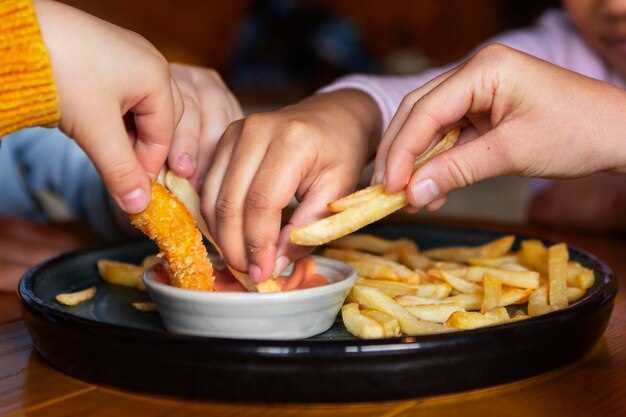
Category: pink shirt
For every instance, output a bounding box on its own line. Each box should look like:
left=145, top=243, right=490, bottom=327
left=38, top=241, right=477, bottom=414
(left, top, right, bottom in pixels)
left=322, top=9, right=625, bottom=132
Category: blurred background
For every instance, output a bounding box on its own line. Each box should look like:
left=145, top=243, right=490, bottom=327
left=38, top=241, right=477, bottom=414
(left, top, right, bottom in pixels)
left=60, top=0, right=561, bottom=223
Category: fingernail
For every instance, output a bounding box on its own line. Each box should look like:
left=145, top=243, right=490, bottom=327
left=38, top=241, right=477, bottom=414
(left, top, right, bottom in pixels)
left=273, top=256, right=289, bottom=276
left=410, top=178, right=439, bottom=207
left=249, top=264, right=263, bottom=283
left=177, top=152, right=194, bottom=173
left=121, top=188, right=148, bottom=213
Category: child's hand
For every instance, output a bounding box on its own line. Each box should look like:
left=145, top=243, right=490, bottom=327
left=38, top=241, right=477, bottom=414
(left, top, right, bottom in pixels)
left=167, top=64, right=243, bottom=189
left=201, top=90, right=381, bottom=281
left=36, top=1, right=183, bottom=214
left=373, top=44, right=626, bottom=210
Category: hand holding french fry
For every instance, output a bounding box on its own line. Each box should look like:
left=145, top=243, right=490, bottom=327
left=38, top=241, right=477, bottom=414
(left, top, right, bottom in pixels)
left=373, top=44, right=626, bottom=212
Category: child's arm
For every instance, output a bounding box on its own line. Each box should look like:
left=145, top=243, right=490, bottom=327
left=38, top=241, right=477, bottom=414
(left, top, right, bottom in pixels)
left=376, top=44, right=626, bottom=210
left=322, top=10, right=596, bottom=134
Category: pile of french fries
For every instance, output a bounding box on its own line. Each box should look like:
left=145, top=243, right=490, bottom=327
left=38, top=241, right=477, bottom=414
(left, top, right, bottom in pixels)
left=329, top=233, right=595, bottom=339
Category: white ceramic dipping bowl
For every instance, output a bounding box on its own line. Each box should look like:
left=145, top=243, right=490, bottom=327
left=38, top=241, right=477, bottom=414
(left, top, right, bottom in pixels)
left=143, top=256, right=356, bottom=340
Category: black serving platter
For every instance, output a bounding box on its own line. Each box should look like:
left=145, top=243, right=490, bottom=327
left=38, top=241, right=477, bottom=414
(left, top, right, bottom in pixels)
left=19, top=224, right=617, bottom=403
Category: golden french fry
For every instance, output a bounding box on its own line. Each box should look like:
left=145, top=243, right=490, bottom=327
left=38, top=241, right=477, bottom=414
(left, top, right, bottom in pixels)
left=356, top=277, right=450, bottom=299
left=291, top=129, right=460, bottom=246
left=398, top=251, right=432, bottom=270
left=445, top=311, right=502, bottom=329
left=97, top=260, right=144, bottom=289
left=351, top=286, right=449, bottom=335
left=577, top=267, right=595, bottom=290
left=519, top=239, right=548, bottom=274
left=347, top=261, right=400, bottom=281
left=341, top=303, right=385, bottom=339
left=432, top=270, right=482, bottom=294
left=423, top=235, right=514, bottom=263
left=548, top=243, right=569, bottom=309
left=528, top=287, right=554, bottom=316
left=446, top=293, right=483, bottom=310
left=432, top=261, right=466, bottom=270
left=256, top=279, right=282, bottom=293
left=361, top=309, right=401, bottom=337
left=567, top=287, right=585, bottom=303
left=481, top=275, right=502, bottom=313
left=511, top=310, right=530, bottom=321
left=463, top=267, right=539, bottom=289
left=325, top=248, right=422, bottom=283
left=132, top=301, right=157, bottom=312
left=329, top=234, right=418, bottom=254
left=468, top=255, right=518, bottom=267
left=484, top=307, right=510, bottom=321
left=405, top=304, right=465, bottom=323
left=566, top=263, right=595, bottom=290
left=500, top=287, right=533, bottom=306
left=328, top=186, right=384, bottom=213
left=56, top=286, right=96, bottom=306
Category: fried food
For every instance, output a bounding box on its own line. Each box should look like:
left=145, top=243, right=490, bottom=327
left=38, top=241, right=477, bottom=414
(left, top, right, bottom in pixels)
left=56, top=286, right=96, bottom=306
left=97, top=260, right=145, bottom=290
left=130, top=182, right=214, bottom=291
left=333, top=234, right=594, bottom=339
left=290, top=129, right=460, bottom=246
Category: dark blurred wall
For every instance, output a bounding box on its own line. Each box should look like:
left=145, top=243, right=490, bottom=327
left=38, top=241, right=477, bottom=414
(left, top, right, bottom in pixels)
left=60, top=0, right=560, bottom=90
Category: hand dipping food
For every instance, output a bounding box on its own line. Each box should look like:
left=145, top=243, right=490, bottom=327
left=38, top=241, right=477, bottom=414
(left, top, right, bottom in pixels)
left=143, top=255, right=356, bottom=340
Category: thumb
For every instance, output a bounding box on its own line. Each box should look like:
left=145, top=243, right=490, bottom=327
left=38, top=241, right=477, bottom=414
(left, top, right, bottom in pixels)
left=76, top=110, right=152, bottom=214
left=405, top=129, right=513, bottom=208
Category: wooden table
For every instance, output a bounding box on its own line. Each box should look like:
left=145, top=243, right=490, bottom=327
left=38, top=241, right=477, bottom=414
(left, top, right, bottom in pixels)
left=1, top=222, right=625, bottom=417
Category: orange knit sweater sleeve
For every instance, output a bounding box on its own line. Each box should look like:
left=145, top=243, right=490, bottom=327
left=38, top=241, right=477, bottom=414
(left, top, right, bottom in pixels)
left=0, top=0, right=60, bottom=137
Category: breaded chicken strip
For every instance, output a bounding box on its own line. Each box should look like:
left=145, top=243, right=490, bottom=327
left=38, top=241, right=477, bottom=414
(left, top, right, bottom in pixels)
left=130, top=182, right=214, bottom=291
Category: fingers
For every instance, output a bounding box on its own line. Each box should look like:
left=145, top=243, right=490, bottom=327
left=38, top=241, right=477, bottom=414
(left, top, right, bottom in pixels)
left=242, top=138, right=317, bottom=281
left=168, top=91, right=201, bottom=178
left=76, top=109, right=152, bottom=213
left=406, top=129, right=512, bottom=208
left=372, top=66, right=459, bottom=185
left=132, top=75, right=181, bottom=179
left=275, top=168, right=359, bottom=273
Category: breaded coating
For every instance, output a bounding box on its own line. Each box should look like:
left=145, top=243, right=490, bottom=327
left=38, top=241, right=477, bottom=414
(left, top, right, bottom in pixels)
left=130, top=182, right=214, bottom=291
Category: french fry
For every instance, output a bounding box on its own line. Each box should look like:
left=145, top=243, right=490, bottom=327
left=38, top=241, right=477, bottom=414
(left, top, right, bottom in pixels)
left=500, top=287, right=533, bottom=306
left=329, top=234, right=418, bottom=255
left=511, top=310, right=530, bottom=321
left=291, top=129, right=460, bottom=246
left=355, top=278, right=451, bottom=299
left=519, top=239, right=548, bottom=274
left=256, top=279, right=283, bottom=293
left=398, top=251, right=432, bottom=270
left=328, top=186, right=384, bottom=213
left=347, top=261, right=399, bottom=281
left=567, top=287, right=585, bottom=303
left=484, top=307, right=510, bottom=321
left=405, top=304, right=465, bottom=323
left=97, top=260, right=144, bottom=289
left=361, top=309, right=401, bottom=337
left=351, top=285, right=449, bottom=335
left=468, top=255, right=518, bottom=267
left=382, top=252, right=400, bottom=262
left=432, top=261, right=466, bottom=270
left=481, top=275, right=502, bottom=313
left=325, top=248, right=422, bottom=283
left=132, top=301, right=157, bottom=312
left=527, top=287, right=554, bottom=316
left=423, top=235, right=514, bottom=263
left=341, top=303, right=385, bottom=339
left=445, top=311, right=502, bottom=329
left=56, top=287, right=96, bottom=306
left=566, top=262, right=595, bottom=290
left=577, top=267, right=595, bottom=290
left=446, top=293, right=483, bottom=310
left=432, top=270, right=483, bottom=294
left=463, top=267, right=540, bottom=289
left=548, top=243, right=569, bottom=309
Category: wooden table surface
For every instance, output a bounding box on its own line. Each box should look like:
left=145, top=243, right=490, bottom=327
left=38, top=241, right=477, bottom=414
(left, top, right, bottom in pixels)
left=1, top=221, right=624, bottom=417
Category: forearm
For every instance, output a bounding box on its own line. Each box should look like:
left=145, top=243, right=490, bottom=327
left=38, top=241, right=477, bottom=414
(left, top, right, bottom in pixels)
left=0, top=0, right=59, bottom=137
